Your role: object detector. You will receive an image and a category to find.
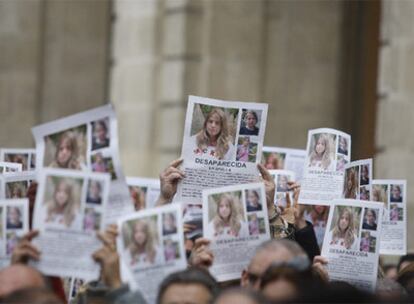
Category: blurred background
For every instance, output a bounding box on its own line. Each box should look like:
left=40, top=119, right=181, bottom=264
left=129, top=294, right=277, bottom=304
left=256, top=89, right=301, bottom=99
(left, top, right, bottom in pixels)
left=0, top=0, right=411, bottom=252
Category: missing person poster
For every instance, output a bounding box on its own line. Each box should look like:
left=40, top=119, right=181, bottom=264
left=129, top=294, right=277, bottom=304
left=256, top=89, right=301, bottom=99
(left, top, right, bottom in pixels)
left=31, top=168, right=110, bottom=281
left=299, top=128, right=351, bottom=205
left=342, top=159, right=373, bottom=201
left=203, top=183, right=270, bottom=282
left=176, top=95, right=268, bottom=205
left=117, top=203, right=186, bottom=304
left=0, top=171, right=35, bottom=199
left=0, top=199, right=29, bottom=268
left=126, top=177, right=160, bottom=211
left=372, top=180, right=407, bottom=255
left=0, top=162, right=22, bottom=174
left=321, top=199, right=383, bottom=291
left=269, top=169, right=295, bottom=209
left=262, top=146, right=306, bottom=182
left=32, top=104, right=134, bottom=225
left=0, top=148, right=36, bottom=171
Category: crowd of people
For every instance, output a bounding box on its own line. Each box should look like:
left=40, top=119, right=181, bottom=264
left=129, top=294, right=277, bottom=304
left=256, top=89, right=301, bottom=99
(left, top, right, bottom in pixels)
left=0, top=157, right=412, bottom=304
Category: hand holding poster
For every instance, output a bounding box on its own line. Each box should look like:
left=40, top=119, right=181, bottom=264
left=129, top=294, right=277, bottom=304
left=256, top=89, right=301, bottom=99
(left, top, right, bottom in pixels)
left=31, top=168, right=110, bottom=281
left=262, top=147, right=306, bottom=182
left=0, top=199, right=29, bottom=268
left=321, top=199, right=383, bottom=291
left=126, top=177, right=160, bottom=211
left=117, top=203, right=186, bottom=304
left=32, top=104, right=134, bottom=225
left=372, top=180, right=407, bottom=255
left=342, top=159, right=373, bottom=201
left=175, top=95, right=268, bottom=204
left=202, top=183, right=270, bottom=282
left=299, top=128, right=351, bottom=205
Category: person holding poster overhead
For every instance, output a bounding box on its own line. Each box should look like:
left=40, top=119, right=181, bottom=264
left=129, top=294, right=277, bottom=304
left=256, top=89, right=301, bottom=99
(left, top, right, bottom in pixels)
left=327, top=208, right=357, bottom=250
left=191, top=108, right=235, bottom=160
left=207, top=193, right=248, bottom=238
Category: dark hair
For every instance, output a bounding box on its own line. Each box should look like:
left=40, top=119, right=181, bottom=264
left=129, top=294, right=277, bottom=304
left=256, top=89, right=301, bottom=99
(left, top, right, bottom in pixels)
left=365, top=209, right=377, bottom=220
left=94, top=120, right=107, bottom=132
left=398, top=254, right=414, bottom=272
left=213, top=287, right=267, bottom=304
left=1, top=287, right=62, bottom=304
left=244, top=110, right=258, bottom=122
left=157, top=268, right=219, bottom=304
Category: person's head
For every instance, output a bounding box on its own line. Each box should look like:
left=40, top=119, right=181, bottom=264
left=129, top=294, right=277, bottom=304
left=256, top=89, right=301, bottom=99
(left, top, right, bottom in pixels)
left=364, top=209, right=376, bottom=225
left=313, top=205, right=328, bottom=216
left=372, top=185, right=386, bottom=203
left=397, top=262, right=414, bottom=294
left=347, top=169, right=356, bottom=190
left=361, top=165, right=369, bottom=178
left=314, top=134, right=329, bottom=156
left=337, top=208, right=353, bottom=232
left=392, top=185, right=402, bottom=200
left=88, top=180, right=101, bottom=199
left=157, top=268, right=219, bottom=304
left=260, top=261, right=312, bottom=302
left=244, top=111, right=258, bottom=130
left=241, top=136, right=250, bottom=147
left=398, top=254, right=414, bottom=272
left=383, top=265, right=398, bottom=281
left=197, top=108, right=230, bottom=159
left=213, top=193, right=242, bottom=237
left=55, top=132, right=77, bottom=168
left=246, top=190, right=259, bottom=206
left=241, top=239, right=308, bottom=290
left=278, top=175, right=288, bottom=189
left=163, top=213, right=176, bottom=230
left=213, top=288, right=266, bottom=304
left=360, top=187, right=369, bottom=200
left=10, top=184, right=24, bottom=198
left=94, top=153, right=104, bottom=164
left=339, top=136, right=347, bottom=152
left=94, top=120, right=108, bottom=142
left=54, top=180, right=72, bottom=210
left=133, top=220, right=150, bottom=247
left=1, top=287, right=62, bottom=304
left=217, top=194, right=234, bottom=222
left=391, top=204, right=398, bottom=211
left=0, top=265, right=46, bottom=299
left=7, top=207, right=21, bottom=224
left=265, top=153, right=278, bottom=169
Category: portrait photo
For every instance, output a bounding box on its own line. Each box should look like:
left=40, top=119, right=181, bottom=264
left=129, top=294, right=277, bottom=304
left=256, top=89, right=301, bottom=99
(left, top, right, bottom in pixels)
left=6, top=206, right=23, bottom=229
left=389, top=204, right=403, bottom=221
left=245, top=189, right=262, bottom=212
left=360, top=164, right=370, bottom=186
left=362, top=208, right=378, bottom=231
left=262, top=151, right=285, bottom=170
left=336, top=155, right=347, bottom=172
left=372, top=184, right=388, bottom=209
left=83, top=208, right=101, bottom=232
left=247, top=213, right=266, bottom=236
left=308, top=133, right=336, bottom=171
left=86, top=180, right=103, bottom=205
left=189, top=103, right=239, bottom=160
left=337, top=136, right=349, bottom=156
left=122, top=216, right=163, bottom=267
left=359, top=231, right=376, bottom=253
left=360, top=186, right=370, bottom=201
left=390, top=185, right=403, bottom=203
left=163, top=239, right=180, bottom=262
left=162, top=212, right=177, bottom=236
left=328, top=206, right=361, bottom=250
left=343, top=167, right=359, bottom=199
left=43, top=176, right=83, bottom=229
left=4, top=153, right=29, bottom=171
left=90, top=152, right=117, bottom=180
left=207, top=190, right=248, bottom=239
left=129, top=186, right=147, bottom=211
left=236, top=136, right=257, bottom=163
left=276, top=175, right=289, bottom=192
left=44, top=125, right=87, bottom=170
left=91, top=118, right=110, bottom=151
left=5, top=181, right=28, bottom=199
left=239, top=109, right=262, bottom=136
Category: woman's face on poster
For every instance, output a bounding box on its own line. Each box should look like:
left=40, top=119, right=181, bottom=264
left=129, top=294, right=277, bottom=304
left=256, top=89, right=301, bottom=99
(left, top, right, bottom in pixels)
left=365, top=210, right=375, bottom=225
left=339, top=212, right=350, bottom=231
left=206, top=113, right=221, bottom=138
left=247, top=191, right=258, bottom=206
left=245, top=113, right=257, bottom=129
left=392, top=186, right=401, bottom=200
left=95, top=122, right=107, bottom=141
left=55, top=183, right=69, bottom=207
left=315, top=137, right=326, bottom=155
left=362, top=166, right=368, bottom=178
left=339, top=137, right=347, bottom=151
left=218, top=199, right=231, bottom=220
left=8, top=208, right=20, bottom=224
left=57, top=138, right=72, bottom=166
left=134, top=222, right=147, bottom=246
